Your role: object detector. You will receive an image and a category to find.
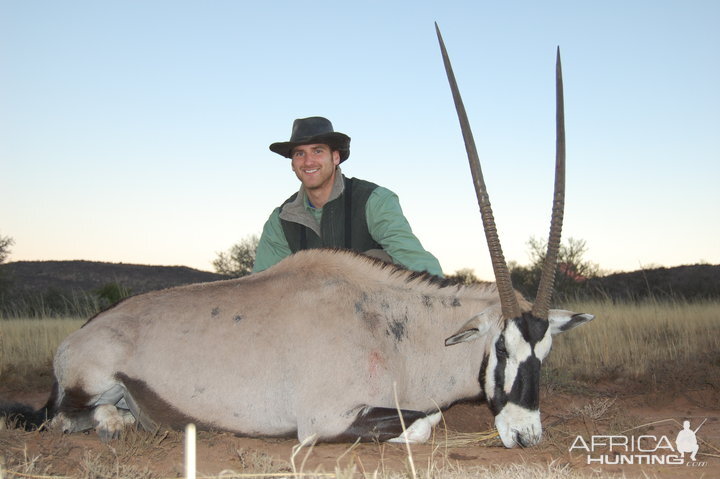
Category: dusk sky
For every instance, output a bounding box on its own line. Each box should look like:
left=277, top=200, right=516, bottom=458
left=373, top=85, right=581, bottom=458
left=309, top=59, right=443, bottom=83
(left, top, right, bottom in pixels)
left=2, top=1, right=718, bottom=280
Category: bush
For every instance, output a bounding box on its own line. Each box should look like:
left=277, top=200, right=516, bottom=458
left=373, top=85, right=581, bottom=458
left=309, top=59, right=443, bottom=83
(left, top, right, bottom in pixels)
left=213, top=234, right=259, bottom=277
left=510, top=236, right=599, bottom=302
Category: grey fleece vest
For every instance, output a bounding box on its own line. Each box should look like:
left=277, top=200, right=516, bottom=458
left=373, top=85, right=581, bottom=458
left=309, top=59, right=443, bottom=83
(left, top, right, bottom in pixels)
left=280, top=177, right=382, bottom=253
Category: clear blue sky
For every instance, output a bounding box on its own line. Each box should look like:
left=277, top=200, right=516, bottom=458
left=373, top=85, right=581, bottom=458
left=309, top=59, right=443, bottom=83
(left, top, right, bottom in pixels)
left=1, top=1, right=718, bottom=280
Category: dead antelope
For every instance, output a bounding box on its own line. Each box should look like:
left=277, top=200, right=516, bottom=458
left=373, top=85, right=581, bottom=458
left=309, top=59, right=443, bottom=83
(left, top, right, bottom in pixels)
left=3, top=25, right=594, bottom=448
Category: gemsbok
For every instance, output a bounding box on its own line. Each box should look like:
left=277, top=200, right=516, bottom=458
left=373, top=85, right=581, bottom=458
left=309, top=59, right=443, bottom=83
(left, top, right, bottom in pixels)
left=4, top=25, right=594, bottom=448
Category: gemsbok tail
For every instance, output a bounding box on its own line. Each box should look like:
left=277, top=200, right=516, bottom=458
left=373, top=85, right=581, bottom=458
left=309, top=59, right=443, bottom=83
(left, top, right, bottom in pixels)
left=0, top=381, right=58, bottom=430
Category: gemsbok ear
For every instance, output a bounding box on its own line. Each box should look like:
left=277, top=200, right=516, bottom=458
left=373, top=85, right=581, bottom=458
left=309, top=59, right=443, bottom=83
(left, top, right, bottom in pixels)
left=548, top=310, right=595, bottom=335
left=444, top=310, right=495, bottom=346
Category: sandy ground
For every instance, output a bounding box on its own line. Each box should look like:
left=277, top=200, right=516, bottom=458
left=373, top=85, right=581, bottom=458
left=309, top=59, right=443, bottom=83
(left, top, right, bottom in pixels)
left=1, top=384, right=718, bottom=478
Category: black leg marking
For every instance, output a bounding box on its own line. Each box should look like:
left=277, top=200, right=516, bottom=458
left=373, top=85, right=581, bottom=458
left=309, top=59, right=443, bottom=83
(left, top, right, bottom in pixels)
left=116, top=373, right=209, bottom=430
left=332, top=407, right=430, bottom=443
left=52, top=385, right=97, bottom=433
left=122, top=389, right=158, bottom=431
left=57, top=385, right=93, bottom=415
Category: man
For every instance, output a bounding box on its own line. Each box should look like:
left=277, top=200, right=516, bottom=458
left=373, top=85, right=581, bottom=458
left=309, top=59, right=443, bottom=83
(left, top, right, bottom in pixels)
left=675, top=420, right=700, bottom=462
left=253, top=116, right=443, bottom=276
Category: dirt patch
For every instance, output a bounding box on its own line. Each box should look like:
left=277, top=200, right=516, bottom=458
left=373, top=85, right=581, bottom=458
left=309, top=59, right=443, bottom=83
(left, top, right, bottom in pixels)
left=2, top=383, right=718, bottom=478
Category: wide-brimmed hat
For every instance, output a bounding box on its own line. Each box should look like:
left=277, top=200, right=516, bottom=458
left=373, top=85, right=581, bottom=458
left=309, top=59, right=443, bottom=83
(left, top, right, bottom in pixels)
left=269, top=117, right=351, bottom=163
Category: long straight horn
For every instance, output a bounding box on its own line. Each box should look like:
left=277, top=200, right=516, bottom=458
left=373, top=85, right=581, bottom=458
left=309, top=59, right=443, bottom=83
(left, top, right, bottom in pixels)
left=435, top=23, right=521, bottom=320
left=531, top=48, right=566, bottom=319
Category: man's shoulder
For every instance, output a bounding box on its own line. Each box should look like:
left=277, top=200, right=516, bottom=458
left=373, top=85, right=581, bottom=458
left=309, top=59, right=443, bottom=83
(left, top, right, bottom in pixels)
left=347, top=176, right=394, bottom=195
left=281, top=190, right=301, bottom=207
left=347, top=176, right=377, bottom=189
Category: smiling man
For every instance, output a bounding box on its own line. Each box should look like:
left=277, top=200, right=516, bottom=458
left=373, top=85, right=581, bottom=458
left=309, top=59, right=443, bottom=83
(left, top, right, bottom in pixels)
left=253, top=116, right=443, bottom=276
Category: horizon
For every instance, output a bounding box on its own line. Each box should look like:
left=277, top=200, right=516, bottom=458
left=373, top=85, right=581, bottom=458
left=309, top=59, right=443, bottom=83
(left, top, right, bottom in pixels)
left=2, top=255, right=717, bottom=277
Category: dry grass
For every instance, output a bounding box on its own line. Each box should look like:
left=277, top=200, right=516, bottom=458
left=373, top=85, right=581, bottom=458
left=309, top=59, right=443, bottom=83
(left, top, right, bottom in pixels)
left=435, top=428, right=501, bottom=449
left=4, top=408, right=616, bottom=479
left=233, top=447, right=289, bottom=474
left=406, top=462, right=616, bottom=478
left=541, top=395, right=643, bottom=456
left=79, top=449, right=157, bottom=479
left=0, top=318, right=84, bottom=379
left=546, top=298, right=720, bottom=384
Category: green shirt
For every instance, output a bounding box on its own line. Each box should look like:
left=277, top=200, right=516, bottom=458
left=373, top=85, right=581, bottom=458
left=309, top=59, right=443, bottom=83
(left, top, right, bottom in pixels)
left=253, top=181, right=443, bottom=276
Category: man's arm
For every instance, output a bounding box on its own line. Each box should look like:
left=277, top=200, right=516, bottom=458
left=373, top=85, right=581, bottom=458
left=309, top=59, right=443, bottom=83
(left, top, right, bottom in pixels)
left=365, top=187, right=444, bottom=276
left=252, top=208, right=293, bottom=273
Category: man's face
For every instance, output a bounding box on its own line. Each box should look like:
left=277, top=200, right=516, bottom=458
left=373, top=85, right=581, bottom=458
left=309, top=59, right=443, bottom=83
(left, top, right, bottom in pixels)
left=290, top=144, right=340, bottom=192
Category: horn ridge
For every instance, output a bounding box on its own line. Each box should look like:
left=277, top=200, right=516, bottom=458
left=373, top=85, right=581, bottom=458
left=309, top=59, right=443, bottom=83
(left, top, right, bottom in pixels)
left=435, top=23, right=521, bottom=320
left=531, top=47, right=566, bottom=319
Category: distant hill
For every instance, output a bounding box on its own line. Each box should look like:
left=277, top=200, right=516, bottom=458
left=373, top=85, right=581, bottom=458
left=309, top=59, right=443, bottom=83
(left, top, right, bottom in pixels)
left=0, top=260, right=229, bottom=297
left=583, top=263, right=720, bottom=301
left=0, top=261, right=232, bottom=317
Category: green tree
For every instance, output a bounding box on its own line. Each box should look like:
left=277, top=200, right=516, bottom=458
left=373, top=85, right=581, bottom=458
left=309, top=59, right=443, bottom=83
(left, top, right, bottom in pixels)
left=213, top=234, right=259, bottom=277
left=0, top=232, right=15, bottom=296
left=0, top=232, right=14, bottom=264
left=510, top=236, right=599, bottom=301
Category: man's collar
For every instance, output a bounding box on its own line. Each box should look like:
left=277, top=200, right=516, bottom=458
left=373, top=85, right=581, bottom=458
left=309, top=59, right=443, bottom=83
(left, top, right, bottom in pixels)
left=303, top=167, right=345, bottom=210
left=279, top=168, right=346, bottom=237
